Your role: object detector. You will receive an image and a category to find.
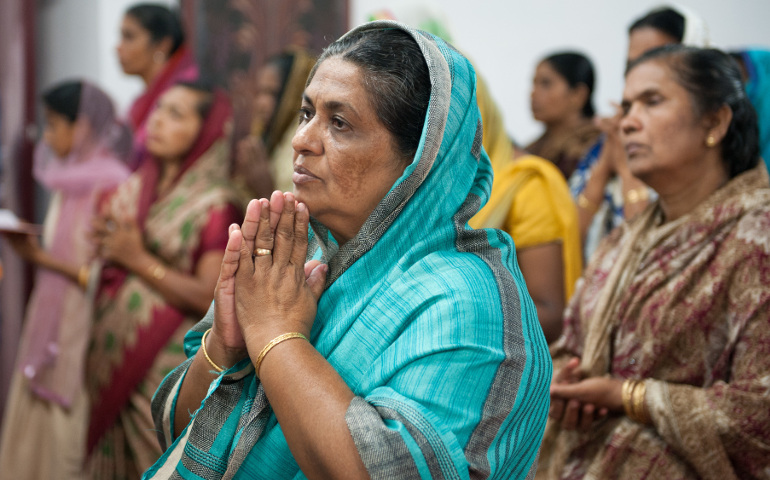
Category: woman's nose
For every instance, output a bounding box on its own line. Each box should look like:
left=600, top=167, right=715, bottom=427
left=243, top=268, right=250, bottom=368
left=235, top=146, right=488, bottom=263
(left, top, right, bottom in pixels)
left=147, top=111, right=161, bottom=132
left=292, top=118, right=322, bottom=156
left=620, top=105, right=641, bottom=135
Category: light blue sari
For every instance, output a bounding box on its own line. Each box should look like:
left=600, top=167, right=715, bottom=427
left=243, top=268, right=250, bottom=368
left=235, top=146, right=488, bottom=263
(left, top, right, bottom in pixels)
left=143, top=21, right=550, bottom=480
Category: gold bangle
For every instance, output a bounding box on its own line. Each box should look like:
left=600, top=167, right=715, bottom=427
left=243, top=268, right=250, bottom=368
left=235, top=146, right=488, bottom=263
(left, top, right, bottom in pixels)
left=148, top=262, right=167, bottom=280
left=625, top=188, right=649, bottom=204
left=78, top=265, right=90, bottom=289
left=255, top=332, right=308, bottom=377
left=577, top=192, right=599, bottom=212
left=621, top=379, right=637, bottom=419
left=631, top=380, right=650, bottom=424
left=201, top=328, right=225, bottom=373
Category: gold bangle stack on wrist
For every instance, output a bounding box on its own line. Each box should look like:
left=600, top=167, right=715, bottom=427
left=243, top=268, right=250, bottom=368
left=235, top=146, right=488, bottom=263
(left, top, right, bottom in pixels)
left=78, top=264, right=90, bottom=290
left=255, top=332, right=308, bottom=377
left=624, top=187, right=649, bottom=204
left=201, top=328, right=225, bottom=373
left=622, top=379, right=650, bottom=424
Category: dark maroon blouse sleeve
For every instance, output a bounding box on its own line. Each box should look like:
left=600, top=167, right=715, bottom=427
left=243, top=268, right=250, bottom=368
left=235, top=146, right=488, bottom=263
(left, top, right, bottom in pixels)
left=192, top=203, right=243, bottom=265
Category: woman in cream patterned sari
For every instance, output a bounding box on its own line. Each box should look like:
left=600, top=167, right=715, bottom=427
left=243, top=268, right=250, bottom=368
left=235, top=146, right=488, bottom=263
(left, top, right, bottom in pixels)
left=86, top=82, right=241, bottom=479
left=538, top=46, right=770, bottom=479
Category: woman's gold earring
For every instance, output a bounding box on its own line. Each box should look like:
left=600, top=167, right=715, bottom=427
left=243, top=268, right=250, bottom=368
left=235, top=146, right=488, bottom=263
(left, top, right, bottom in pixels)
left=706, top=135, right=717, bottom=147
left=153, top=51, right=165, bottom=64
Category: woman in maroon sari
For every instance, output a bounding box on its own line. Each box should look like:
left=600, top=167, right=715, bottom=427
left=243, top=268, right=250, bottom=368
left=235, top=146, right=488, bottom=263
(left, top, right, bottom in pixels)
left=117, top=3, right=198, bottom=169
left=86, top=82, right=241, bottom=479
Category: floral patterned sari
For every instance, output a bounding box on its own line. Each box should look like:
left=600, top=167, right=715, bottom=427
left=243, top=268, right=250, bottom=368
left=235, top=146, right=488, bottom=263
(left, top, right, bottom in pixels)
left=85, top=93, right=242, bottom=479
left=537, top=163, right=770, bottom=479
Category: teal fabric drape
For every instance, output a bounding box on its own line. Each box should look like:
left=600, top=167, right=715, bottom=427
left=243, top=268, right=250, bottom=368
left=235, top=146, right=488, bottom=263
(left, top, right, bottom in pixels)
left=742, top=49, right=770, bottom=172
left=143, top=21, right=550, bottom=480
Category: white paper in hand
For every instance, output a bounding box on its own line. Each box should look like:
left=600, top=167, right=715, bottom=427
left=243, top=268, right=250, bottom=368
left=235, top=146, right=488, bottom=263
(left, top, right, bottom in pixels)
left=0, top=209, right=41, bottom=235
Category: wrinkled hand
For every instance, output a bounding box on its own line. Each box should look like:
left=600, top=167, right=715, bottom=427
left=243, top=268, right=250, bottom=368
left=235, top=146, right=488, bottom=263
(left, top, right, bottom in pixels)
left=212, top=191, right=327, bottom=357
left=550, top=376, right=624, bottom=412
left=594, top=103, right=623, bottom=136
left=212, top=193, right=283, bottom=354
left=235, top=135, right=269, bottom=172
left=92, top=214, right=145, bottom=269
left=550, top=376, right=623, bottom=431
left=549, top=357, right=582, bottom=420
left=234, top=192, right=327, bottom=352
left=4, top=232, right=43, bottom=264
left=548, top=357, right=610, bottom=431
left=593, top=104, right=627, bottom=177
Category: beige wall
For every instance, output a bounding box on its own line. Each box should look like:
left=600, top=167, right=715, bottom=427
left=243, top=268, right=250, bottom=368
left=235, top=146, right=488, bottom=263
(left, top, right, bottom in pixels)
left=37, top=0, right=178, bottom=116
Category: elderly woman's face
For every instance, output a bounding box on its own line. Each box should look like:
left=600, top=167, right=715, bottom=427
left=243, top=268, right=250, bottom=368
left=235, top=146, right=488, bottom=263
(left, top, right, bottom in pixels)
left=620, top=60, right=710, bottom=187
left=291, top=57, right=407, bottom=244
left=146, top=86, right=204, bottom=162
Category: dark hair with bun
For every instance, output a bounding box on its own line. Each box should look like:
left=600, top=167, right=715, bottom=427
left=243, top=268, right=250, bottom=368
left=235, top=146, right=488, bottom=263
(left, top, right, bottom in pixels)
left=628, top=7, right=685, bottom=42
left=42, top=81, right=82, bottom=123
left=125, top=3, right=185, bottom=56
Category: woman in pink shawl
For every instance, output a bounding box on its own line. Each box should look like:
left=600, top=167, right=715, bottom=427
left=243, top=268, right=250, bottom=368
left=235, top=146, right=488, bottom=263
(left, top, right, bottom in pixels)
left=0, top=80, right=132, bottom=479
left=117, top=3, right=198, bottom=169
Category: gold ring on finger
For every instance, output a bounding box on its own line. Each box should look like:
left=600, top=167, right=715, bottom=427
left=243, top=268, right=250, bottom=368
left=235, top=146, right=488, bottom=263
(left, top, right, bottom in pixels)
left=254, top=248, right=272, bottom=257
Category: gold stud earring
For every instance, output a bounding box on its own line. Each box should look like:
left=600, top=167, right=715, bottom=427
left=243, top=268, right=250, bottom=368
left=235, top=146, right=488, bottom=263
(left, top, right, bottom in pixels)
left=706, top=135, right=717, bottom=147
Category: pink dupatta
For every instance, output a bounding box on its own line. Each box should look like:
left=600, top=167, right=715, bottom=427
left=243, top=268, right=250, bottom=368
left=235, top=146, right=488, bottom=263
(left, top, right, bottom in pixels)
left=17, top=82, right=131, bottom=408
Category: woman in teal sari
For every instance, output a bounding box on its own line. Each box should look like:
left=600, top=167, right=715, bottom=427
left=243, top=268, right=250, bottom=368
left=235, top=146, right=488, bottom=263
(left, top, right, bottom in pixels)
left=144, top=21, right=550, bottom=479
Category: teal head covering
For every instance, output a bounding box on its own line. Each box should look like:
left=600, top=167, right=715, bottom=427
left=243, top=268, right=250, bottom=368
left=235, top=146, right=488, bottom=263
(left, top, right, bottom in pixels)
left=741, top=49, right=770, bottom=172
left=144, top=21, right=550, bottom=480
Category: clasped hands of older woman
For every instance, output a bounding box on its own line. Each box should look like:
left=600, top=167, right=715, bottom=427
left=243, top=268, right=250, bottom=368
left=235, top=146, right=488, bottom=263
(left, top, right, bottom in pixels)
left=549, top=357, right=628, bottom=431
left=208, top=190, right=328, bottom=370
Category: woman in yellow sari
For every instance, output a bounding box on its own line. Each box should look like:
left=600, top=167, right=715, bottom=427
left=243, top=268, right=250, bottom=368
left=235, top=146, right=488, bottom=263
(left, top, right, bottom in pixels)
left=471, top=78, right=582, bottom=343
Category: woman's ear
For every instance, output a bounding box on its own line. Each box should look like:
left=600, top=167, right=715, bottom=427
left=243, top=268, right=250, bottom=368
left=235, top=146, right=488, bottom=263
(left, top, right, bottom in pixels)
left=570, top=84, right=589, bottom=113
left=705, top=104, right=733, bottom=145
left=155, top=36, right=174, bottom=58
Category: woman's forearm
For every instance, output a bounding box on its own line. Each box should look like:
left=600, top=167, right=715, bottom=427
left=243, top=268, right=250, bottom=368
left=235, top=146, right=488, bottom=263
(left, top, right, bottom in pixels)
left=255, top=338, right=369, bottom=480
left=125, top=251, right=221, bottom=316
left=516, top=242, right=565, bottom=343
left=173, top=327, right=249, bottom=437
left=173, top=331, right=369, bottom=478
left=36, top=251, right=82, bottom=285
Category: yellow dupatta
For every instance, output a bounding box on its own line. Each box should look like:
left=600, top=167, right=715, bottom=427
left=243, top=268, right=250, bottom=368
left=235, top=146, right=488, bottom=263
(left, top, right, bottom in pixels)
left=470, top=79, right=581, bottom=300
